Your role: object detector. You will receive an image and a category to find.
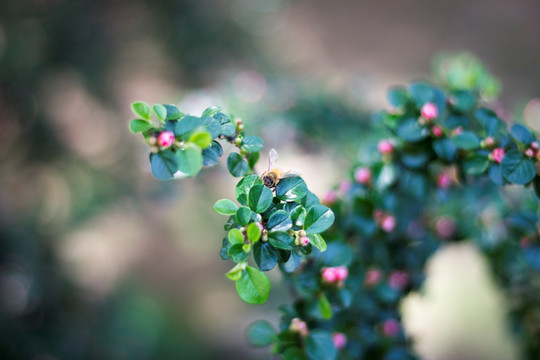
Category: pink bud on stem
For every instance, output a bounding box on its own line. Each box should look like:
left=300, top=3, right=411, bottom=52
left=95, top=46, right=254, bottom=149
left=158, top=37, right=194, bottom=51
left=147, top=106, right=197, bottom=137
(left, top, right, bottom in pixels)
left=157, top=131, right=176, bottom=148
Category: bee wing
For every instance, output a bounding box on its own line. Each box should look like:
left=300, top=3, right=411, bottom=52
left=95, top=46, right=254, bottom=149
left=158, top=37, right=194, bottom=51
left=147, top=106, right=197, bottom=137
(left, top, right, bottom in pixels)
left=268, top=148, right=279, bottom=171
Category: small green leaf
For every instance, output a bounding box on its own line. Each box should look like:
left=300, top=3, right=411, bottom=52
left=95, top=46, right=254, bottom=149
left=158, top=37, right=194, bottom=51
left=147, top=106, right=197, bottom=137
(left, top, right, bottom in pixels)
left=149, top=151, right=178, bottom=181
left=463, top=153, right=489, bottom=175
left=304, top=205, right=334, bottom=234
left=452, top=131, right=481, bottom=150
left=213, top=199, right=238, bottom=215
left=376, top=164, right=397, bottom=192
left=247, top=222, right=262, bottom=242
left=202, top=141, right=223, bottom=167
left=474, top=108, right=504, bottom=137
left=202, top=106, right=221, bottom=118
left=228, top=244, right=249, bottom=263
left=253, top=241, right=279, bottom=271
left=290, top=206, right=307, bottom=227
left=129, top=119, right=153, bottom=133
left=220, top=238, right=231, bottom=260
left=163, top=104, right=184, bottom=120
left=174, top=116, right=204, bottom=138
left=500, top=149, right=537, bottom=185
left=236, top=266, right=271, bottom=304
left=509, top=124, right=533, bottom=145
left=318, top=294, right=333, bottom=320
left=236, top=175, right=263, bottom=205
left=308, top=233, right=327, bottom=252
left=248, top=184, right=274, bottom=213
left=241, top=136, right=264, bottom=153
left=450, top=90, right=476, bottom=113
left=226, top=263, right=244, bottom=281
left=432, top=138, right=457, bottom=162
left=228, top=228, right=245, bottom=245
left=246, top=320, right=276, bottom=347
left=189, top=130, right=212, bottom=149
left=408, top=82, right=435, bottom=106
left=268, top=231, right=294, bottom=250
left=153, top=104, right=167, bottom=121
left=396, top=118, right=428, bottom=143
left=276, top=176, right=308, bottom=202
left=387, top=86, right=408, bottom=108
left=267, top=210, right=293, bottom=232
left=228, top=153, right=249, bottom=177
left=177, top=145, right=203, bottom=177
left=236, top=206, right=252, bottom=226
left=305, top=330, right=337, bottom=360
left=131, top=101, right=152, bottom=120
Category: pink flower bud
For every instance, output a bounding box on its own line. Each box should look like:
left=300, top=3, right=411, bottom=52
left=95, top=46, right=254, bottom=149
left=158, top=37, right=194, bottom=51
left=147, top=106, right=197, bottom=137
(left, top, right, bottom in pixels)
left=388, top=270, right=408, bottom=291
left=381, top=215, right=396, bottom=233
left=421, top=102, right=438, bottom=120
left=334, top=266, right=349, bottom=282
left=290, top=318, right=309, bottom=337
left=157, top=131, right=175, bottom=148
left=432, top=125, right=444, bottom=137
left=436, top=216, right=456, bottom=238
left=452, top=126, right=463, bottom=136
left=339, top=180, right=352, bottom=194
left=484, top=137, right=496, bottom=147
left=255, top=222, right=264, bottom=232
left=378, top=139, right=394, bottom=154
left=332, top=332, right=347, bottom=350
left=382, top=319, right=400, bottom=337
left=525, top=148, right=535, bottom=158
left=354, top=167, right=372, bottom=185
left=492, top=148, right=505, bottom=163
left=365, top=268, right=382, bottom=286
left=323, top=190, right=338, bottom=205
left=322, top=267, right=337, bottom=283
left=437, top=173, right=452, bottom=189
left=531, top=142, right=539, bottom=150
left=299, top=236, right=310, bottom=247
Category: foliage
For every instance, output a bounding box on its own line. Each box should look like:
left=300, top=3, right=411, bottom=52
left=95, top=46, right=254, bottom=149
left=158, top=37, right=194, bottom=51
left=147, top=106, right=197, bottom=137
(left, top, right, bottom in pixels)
left=132, top=56, right=540, bottom=360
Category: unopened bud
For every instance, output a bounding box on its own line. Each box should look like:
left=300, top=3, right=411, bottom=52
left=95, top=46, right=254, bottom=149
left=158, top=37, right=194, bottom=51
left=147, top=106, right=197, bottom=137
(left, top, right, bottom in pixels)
left=432, top=125, right=444, bottom=137
left=323, top=190, right=338, bottom=205
left=290, top=318, right=309, bottom=337
left=381, top=215, right=396, bottom=233
left=332, top=332, right=347, bottom=350
left=298, top=236, right=310, bottom=247
left=365, top=268, right=382, bottom=286
left=436, top=216, right=456, bottom=238
left=437, top=173, right=452, bottom=189
left=334, top=266, right=348, bottom=282
left=492, top=148, right=505, bottom=163
left=321, top=267, right=337, bottom=283
left=378, top=139, right=394, bottom=154
left=484, top=137, right=496, bottom=147
left=388, top=270, right=409, bottom=291
left=525, top=148, right=535, bottom=158
left=421, top=102, right=438, bottom=120
left=354, top=167, right=372, bottom=185
left=382, top=319, right=400, bottom=337
left=157, top=131, right=176, bottom=148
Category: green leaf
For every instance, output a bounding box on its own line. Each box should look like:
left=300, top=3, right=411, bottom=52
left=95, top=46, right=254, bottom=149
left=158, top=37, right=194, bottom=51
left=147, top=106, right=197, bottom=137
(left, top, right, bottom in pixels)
left=236, top=266, right=271, bottom=304
left=189, top=130, right=212, bottom=149
left=220, top=238, right=231, bottom=260
left=174, top=116, right=204, bottom=138
left=276, top=176, right=308, bottom=202
left=474, top=108, right=504, bottom=137
left=177, top=145, right=203, bottom=177
left=452, top=131, right=481, bottom=150
left=235, top=175, right=263, bottom=205
left=246, top=320, right=276, bottom=347
left=220, top=121, right=237, bottom=136
left=432, top=138, right=457, bottom=162
left=290, top=206, right=307, bottom=227
left=129, top=119, right=153, bottom=133
left=463, top=153, right=489, bottom=175
left=153, top=104, right=167, bottom=122
left=149, top=151, right=177, bottom=181
left=241, top=136, right=264, bottom=153
left=202, top=117, right=222, bottom=138
left=202, top=106, right=221, bottom=118
left=228, top=153, right=249, bottom=177
left=228, top=244, right=249, bottom=263
left=213, top=199, right=238, bottom=215
left=323, top=242, right=353, bottom=267
left=163, top=104, right=184, bottom=120
left=500, top=149, right=537, bottom=185
left=253, top=241, right=279, bottom=271
left=509, top=124, right=533, bottom=145
left=247, top=222, right=262, bottom=242
left=304, top=205, right=334, bottom=234
left=387, top=86, right=408, bottom=108
left=488, top=163, right=505, bottom=186
left=202, top=141, right=223, bottom=166
left=396, top=118, right=428, bottom=143
left=305, top=330, right=337, bottom=360
left=376, top=164, right=397, bottom=192
left=308, top=233, right=327, bottom=252
left=228, top=228, right=245, bottom=245
left=267, top=210, right=292, bottom=232
left=248, top=184, right=274, bottom=213
left=131, top=101, right=152, bottom=120
left=318, top=294, right=333, bottom=320
left=268, top=231, right=295, bottom=250
left=450, top=90, right=476, bottom=113
left=408, top=82, right=435, bottom=105
left=225, top=263, right=243, bottom=281
left=235, top=206, right=252, bottom=226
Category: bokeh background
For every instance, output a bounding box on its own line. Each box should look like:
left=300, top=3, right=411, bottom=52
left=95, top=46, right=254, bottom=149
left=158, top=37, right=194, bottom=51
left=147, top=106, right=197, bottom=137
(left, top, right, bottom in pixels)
left=1, top=0, right=540, bottom=359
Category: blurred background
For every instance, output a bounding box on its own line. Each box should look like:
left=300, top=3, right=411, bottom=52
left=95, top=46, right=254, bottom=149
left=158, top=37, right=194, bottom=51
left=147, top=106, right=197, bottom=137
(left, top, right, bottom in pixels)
left=1, top=0, right=540, bottom=359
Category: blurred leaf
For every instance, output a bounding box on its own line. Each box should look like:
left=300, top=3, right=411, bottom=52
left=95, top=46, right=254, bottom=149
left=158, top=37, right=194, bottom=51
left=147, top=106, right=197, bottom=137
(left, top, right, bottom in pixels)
left=433, top=138, right=457, bottom=162
left=246, top=320, right=276, bottom=347
left=163, top=104, right=184, bottom=120
left=305, top=330, right=337, bottom=360
left=153, top=104, right=167, bottom=122
left=452, top=131, right=481, bottom=150
left=129, top=119, right=153, bottom=133
left=174, top=116, right=204, bottom=138
left=387, top=86, right=408, bottom=108
left=202, top=141, right=223, bottom=166
left=247, top=222, right=262, bottom=242
left=308, top=233, right=327, bottom=252
left=501, top=149, right=536, bottom=184
left=318, top=294, right=333, bottom=320
left=509, top=124, right=533, bottom=145
left=131, top=101, right=152, bottom=120
left=214, top=199, right=238, bottom=215
left=189, top=130, right=212, bottom=149
left=463, top=153, right=489, bottom=175
left=397, top=118, right=429, bottom=143
left=228, top=153, right=249, bottom=177
left=150, top=151, right=177, bottom=180
left=177, top=145, right=203, bottom=176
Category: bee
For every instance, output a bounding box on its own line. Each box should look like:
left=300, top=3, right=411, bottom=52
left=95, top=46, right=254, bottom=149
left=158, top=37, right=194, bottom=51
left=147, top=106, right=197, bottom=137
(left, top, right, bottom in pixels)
left=261, top=148, right=299, bottom=189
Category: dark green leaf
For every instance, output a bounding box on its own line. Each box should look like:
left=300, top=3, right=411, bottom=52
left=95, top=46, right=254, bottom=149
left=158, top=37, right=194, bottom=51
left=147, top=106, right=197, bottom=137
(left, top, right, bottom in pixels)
left=474, top=108, right=504, bottom=137
left=150, top=151, right=178, bottom=180
left=290, top=206, right=307, bottom=227
left=246, top=320, right=276, bottom=347
left=267, top=210, right=293, bottom=232
left=280, top=251, right=302, bottom=273
left=203, top=117, right=222, bottom=138
left=534, top=177, right=540, bottom=198
left=463, top=153, right=489, bottom=175
left=305, top=330, right=337, bottom=360
left=304, top=205, right=334, bottom=234
left=228, top=153, right=249, bottom=177
left=236, top=206, right=252, bottom=226
left=213, top=199, right=238, bottom=215
left=276, top=176, right=308, bottom=202
left=236, top=175, right=263, bottom=205
left=241, top=136, right=264, bottom=153
left=202, top=106, right=221, bottom=118
left=228, top=244, right=249, bottom=263
left=322, top=242, right=353, bottom=267
left=452, top=131, right=481, bottom=150
left=432, top=138, right=457, bottom=162
left=129, top=119, right=153, bottom=133
left=177, top=145, right=203, bottom=177
left=450, top=90, right=476, bottom=113
left=408, top=82, right=435, bottom=105
left=396, top=118, right=429, bottom=143
left=509, top=124, right=533, bottom=145
left=221, top=121, right=237, bottom=136
left=131, top=101, right=152, bottom=120
left=500, top=149, right=537, bottom=184
left=268, top=231, right=294, bottom=250
left=248, top=184, right=274, bottom=213
left=202, top=141, right=223, bottom=166
left=253, top=242, right=279, bottom=271
left=220, top=238, right=231, bottom=260
left=163, top=104, right=184, bottom=120
left=488, top=164, right=505, bottom=186
left=174, top=115, right=204, bottom=138
left=236, top=266, right=271, bottom=304
left=387, top=86, right=408, bottom=108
